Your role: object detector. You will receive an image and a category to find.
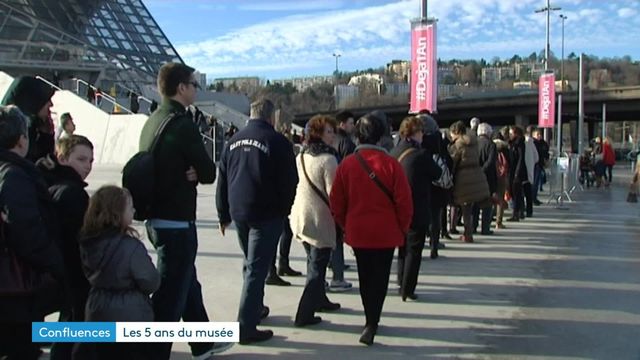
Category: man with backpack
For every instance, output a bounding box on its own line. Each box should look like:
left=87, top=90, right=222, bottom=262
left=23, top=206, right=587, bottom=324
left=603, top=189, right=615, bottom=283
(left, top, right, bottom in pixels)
left=136, top=62, right=232, bottom=359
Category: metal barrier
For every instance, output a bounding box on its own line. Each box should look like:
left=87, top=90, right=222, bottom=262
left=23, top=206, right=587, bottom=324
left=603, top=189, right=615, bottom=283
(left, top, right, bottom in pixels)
left=546, top=152, right=582, bottom=208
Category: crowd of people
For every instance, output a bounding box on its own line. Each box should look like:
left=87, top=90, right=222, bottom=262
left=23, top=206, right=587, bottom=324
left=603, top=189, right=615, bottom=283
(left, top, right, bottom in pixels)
left=1, top=61, right=565, bottom=359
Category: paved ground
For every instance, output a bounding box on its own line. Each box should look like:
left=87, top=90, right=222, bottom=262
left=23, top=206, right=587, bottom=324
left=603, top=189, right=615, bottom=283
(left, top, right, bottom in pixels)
left=46, top=164, right=640, bottom=359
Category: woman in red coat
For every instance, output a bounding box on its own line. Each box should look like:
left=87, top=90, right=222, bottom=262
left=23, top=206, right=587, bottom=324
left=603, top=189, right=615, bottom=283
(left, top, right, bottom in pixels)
left=602, top=137, right=616, bottom=185
left=330, top=114, right=412, bottom=346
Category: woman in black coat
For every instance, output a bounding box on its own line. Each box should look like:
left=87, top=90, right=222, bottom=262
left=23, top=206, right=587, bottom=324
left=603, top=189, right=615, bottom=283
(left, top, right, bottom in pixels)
left=390, top=116, right=441, bottom=301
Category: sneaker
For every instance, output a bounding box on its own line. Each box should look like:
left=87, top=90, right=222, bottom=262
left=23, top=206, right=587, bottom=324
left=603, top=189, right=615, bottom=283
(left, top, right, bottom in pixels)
left=328, top=280, right=353, bottom=292
left=192, top=343, right=235, bottom=359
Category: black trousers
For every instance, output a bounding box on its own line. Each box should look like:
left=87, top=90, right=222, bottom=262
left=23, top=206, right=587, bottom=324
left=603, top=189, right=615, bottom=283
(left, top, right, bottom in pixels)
left=354, top=248, right=394, bottom=326
left=430, top=207, right=442, bottom=247
left=397, top=228, right=426, bottom=297
left=295, top=243, right=331, bottom=322
left=269, top=217, right=294, bottom=275
left=523, top=182, right=533, bottom=216
left=511, top=180, right=524, bottom=218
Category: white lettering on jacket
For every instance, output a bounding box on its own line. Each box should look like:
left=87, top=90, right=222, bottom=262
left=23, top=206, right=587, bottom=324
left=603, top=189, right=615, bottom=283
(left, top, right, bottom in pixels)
left=229, top=139, right=270, bottom=155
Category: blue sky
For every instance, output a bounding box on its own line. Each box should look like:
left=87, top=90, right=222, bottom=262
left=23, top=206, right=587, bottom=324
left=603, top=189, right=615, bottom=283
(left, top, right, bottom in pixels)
left=145, top=0, right=640, bottom=81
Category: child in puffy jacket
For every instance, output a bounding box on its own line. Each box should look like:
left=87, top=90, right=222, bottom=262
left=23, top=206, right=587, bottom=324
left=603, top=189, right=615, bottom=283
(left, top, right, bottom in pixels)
left=79, top=185, right=159, bottom=359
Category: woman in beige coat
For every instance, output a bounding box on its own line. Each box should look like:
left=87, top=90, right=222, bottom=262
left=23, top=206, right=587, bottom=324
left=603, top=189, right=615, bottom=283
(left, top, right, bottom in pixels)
left=448, top=121, right=490, bottom=243
left=291, top=114, right=341, bottom=327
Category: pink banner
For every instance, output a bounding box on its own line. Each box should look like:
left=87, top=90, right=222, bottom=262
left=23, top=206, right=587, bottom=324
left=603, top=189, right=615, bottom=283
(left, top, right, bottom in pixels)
left=538, top=73, right=556, bottom=128
left=410, top=22, right=437, bottom=114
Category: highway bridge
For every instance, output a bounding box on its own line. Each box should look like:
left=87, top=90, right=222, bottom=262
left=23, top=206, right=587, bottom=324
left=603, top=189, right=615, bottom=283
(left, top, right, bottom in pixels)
left=293, top=86, right=640, bottom=136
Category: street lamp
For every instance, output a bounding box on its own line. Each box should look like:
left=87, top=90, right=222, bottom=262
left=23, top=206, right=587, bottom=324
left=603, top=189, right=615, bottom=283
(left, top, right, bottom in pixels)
left=535, top=0, right=561, bottom=71
left=332, top=53, right=341, bottom=77
left=559, top=14, right=567, bottom=91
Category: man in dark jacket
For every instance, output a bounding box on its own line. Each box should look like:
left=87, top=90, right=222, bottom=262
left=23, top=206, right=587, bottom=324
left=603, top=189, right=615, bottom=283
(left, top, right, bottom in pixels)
left=532, top=129, right=549, bottom=205
left=216, top=98, right=298, bottom=344
left=1, top=76, right=56, bottom=162
left=475, top=123, right=498, bottom=235
left=508, top=126, right=527, bottom=222
left=139, top=63, right=231, bottom=359
left=0, top=105, right=65, bottom=360
left=328, top=109, right=356, bottom=292
left=36, top=135, right=93, bottom=360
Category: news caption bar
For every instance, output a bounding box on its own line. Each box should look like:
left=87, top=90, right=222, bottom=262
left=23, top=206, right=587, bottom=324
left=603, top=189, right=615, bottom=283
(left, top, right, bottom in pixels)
left=32, top=322, right=239, bottom=343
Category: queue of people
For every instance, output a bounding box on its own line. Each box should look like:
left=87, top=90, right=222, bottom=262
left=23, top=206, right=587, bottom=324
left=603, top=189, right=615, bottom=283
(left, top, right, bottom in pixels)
left=1, top=64, right=566, bottom=360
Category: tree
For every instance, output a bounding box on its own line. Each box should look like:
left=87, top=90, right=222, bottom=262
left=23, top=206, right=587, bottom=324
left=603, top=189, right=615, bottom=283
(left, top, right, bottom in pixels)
left=528, top=52, right=537, bottom=62
left=510, top=54, right=522, bottom=64
left=215, top=81, right=224, bottom=92
left=568, top=52, right=577, bottom=60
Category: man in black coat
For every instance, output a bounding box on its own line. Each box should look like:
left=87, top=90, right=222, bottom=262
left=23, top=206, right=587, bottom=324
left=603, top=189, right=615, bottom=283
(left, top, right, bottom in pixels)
left=508, top=126, right=527, bottom=221
left=1, top=76, right=56, bottom=163
left=475, top=123, right=498, bottom=235
left=0, top=105, right=65, bottom=360
left=36, top=135, right=93, bottom=360
left=532, top=129, right=550, bottom=205
left=328, top=110, right=356, bottom=292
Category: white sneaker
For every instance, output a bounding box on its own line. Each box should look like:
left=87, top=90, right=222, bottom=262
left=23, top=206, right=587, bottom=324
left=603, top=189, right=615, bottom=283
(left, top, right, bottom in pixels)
left=192, top=343, right=235, bottom=359
left=329, top=280, right=353, bottom=292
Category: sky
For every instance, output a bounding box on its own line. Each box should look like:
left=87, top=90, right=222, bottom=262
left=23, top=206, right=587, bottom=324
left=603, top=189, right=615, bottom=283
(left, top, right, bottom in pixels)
left=145, top=0, right=640, bottom=81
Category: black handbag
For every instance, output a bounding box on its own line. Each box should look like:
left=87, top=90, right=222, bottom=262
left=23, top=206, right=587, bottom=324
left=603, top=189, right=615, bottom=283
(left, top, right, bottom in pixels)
left=0, top=215, right=40, bottom=296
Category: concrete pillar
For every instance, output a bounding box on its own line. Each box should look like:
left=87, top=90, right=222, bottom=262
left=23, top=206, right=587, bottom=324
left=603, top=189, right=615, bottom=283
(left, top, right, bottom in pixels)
left=514, top=114, right=529, bottom=128
left=570, top=119, right=578, bottom=153
left=587, top=120, right=595, bottom=143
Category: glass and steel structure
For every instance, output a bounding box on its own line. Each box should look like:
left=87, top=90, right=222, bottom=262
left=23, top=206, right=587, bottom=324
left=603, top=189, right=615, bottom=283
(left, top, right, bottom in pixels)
left=0, top=0, right=183, bottom=91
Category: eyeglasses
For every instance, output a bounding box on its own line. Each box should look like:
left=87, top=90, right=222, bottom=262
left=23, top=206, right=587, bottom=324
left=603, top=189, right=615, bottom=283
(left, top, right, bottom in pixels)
left=187, top=81, right=201, bottom=89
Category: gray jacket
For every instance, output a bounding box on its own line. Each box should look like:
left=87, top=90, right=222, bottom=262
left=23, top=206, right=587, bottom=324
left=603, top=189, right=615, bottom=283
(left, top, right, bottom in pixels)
left=80, top=231, right=159, bottom=321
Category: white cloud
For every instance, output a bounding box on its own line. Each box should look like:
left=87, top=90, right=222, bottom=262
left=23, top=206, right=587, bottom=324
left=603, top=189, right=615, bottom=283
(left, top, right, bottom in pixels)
left=173, top=0, right=640, bottom=78
left=618, top=8, right=637, bottom=18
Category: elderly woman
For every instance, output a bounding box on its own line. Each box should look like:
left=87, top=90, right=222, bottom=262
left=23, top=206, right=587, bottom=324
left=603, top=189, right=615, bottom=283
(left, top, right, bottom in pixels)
left=448, top=121, right=490, bottom=243
left=330, top=114, right=412, bottom=345
left=390, top=116, right=441, bottom=301
left=291, top=115, right=341, bottom=327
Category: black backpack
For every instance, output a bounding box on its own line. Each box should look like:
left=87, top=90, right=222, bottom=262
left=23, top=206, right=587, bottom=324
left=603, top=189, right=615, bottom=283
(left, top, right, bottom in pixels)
left=122, top=113, right=175, bottom=221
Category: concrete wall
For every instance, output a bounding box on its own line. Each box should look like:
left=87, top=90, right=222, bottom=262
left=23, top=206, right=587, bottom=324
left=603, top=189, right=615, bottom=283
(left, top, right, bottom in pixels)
left=50, top=90, right=147, bottom=165
left=1, top=71, right=146, bottom=166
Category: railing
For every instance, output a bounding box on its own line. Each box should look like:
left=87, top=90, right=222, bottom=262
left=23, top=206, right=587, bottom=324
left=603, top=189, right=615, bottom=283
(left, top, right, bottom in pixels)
left=35, top=75, right=62, bottom=91
left=70, top=78, right=133, bottom=114
left=115, top=82, right=153, bottom=107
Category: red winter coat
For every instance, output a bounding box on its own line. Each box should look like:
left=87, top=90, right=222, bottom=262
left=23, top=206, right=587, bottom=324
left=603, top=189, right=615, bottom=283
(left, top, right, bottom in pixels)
left=603, top=142, right=616, bottom=166
left=329, top=146, right=412, bottom=249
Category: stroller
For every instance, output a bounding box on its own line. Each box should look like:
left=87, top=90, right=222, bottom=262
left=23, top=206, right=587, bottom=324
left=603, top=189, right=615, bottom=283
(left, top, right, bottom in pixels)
left=579, top=151, right=596, bottom=188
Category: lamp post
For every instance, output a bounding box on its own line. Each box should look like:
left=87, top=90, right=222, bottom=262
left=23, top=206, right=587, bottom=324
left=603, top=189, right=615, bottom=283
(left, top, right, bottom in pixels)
left=559, top=14, right=567, bottom=91
left=535, top=0, right=561, bottom=142
left=535, top=0, right=561, bottom=71
left=332, top=53, right=341, bottom=77
left=333, top=53, right=341, bottom=109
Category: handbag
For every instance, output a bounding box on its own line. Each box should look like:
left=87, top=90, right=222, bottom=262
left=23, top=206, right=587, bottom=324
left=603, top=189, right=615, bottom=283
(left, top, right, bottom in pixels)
left=0, top=214, right=39, bottom=296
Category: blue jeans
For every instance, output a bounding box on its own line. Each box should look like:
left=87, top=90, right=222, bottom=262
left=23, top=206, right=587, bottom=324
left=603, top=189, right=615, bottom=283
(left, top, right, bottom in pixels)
left=235, top=218, right=283, bottom=337
left=295, top=242, right=331, bottom=322
left=146, top=223, right=212, bottom=359
left=533, top=165, right=543, bottom=201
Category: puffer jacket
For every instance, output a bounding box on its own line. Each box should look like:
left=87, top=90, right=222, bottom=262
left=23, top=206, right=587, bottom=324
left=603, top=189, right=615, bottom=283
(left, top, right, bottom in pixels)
left=449, top=135, right=490, bottom=205
left=80, top=230, right=159, bottom=321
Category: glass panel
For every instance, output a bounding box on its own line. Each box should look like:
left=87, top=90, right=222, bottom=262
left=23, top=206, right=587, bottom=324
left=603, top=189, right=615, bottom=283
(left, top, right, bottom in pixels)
left=113, top=30, right=126, bottom=40
left=128, top=14, right=139, bottom=24
left=121, top=41, right=133, bottom=50
left=135, top=24, right=146, bottom=33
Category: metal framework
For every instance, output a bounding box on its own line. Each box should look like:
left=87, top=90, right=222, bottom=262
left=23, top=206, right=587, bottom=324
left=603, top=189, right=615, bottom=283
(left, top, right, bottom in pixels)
left=0, top=0, right=183, bottom=90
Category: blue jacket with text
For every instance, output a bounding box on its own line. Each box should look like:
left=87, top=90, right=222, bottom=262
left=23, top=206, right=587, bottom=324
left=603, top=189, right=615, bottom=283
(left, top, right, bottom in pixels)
left=216, top=119, right=298, bottom=224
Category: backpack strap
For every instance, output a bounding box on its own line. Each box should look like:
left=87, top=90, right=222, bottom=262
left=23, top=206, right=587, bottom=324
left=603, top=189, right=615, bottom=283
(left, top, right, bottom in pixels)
left=300, top=150, right=330, bottom=207
left=396, top=147, right=417, bottom=164
left=149, top=113, right=177, bottom=153
left=354, top=150, right=395, bottom=205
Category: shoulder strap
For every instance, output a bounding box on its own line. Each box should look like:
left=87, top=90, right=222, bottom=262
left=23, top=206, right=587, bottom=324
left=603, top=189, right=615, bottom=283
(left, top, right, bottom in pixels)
left=149, top=113, right=177, bottom=153
left=300, top=150, right=330, bottom=207
left=354, top=150, right=395, bottom=205
left=396, top=147, right=417, bottom=164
